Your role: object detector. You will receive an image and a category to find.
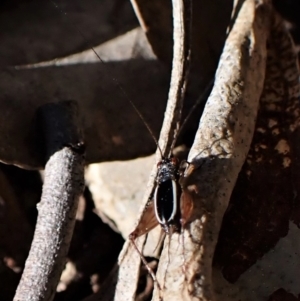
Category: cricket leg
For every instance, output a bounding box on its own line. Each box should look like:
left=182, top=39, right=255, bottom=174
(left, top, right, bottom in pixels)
left=129, top=200, right=162, bottom=291
left=179, top=189, right=194, bottom=274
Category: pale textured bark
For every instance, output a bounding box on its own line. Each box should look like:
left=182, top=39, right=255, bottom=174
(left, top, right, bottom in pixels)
left=153, top=1, right=271, bottom=301
left=212, top=11, right=300, bottom=301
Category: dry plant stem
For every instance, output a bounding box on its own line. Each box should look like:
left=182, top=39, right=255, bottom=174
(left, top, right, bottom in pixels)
left=153, top=0, right=271, bottom=301
left=159, top=0, right=190, bottom=156
left=13, top=101, right=85, bottom=301
left=93, top=1, right=191, bottom=301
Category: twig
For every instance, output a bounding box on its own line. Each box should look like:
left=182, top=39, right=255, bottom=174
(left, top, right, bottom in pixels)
left=13, top=101, right=85, bottom=301
left=118, top=0, right=191, bottom=296
left=154, top=1, right=272, bottom=301
left=160, top=0, right=191, bottom=156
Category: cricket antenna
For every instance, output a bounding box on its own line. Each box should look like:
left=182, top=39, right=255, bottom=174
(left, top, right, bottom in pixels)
left=49, top=0, right=164, bottom=159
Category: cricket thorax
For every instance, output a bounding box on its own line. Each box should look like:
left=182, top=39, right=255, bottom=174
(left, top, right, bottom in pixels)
left=156, top=158, right=179, bottom=183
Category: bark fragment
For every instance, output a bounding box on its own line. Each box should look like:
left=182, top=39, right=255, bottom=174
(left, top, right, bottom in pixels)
left=215, top=10, right=300, bottom=283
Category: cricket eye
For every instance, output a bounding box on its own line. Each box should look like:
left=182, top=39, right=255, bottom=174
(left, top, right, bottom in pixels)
left=157, top=161, right=162, bottom=168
